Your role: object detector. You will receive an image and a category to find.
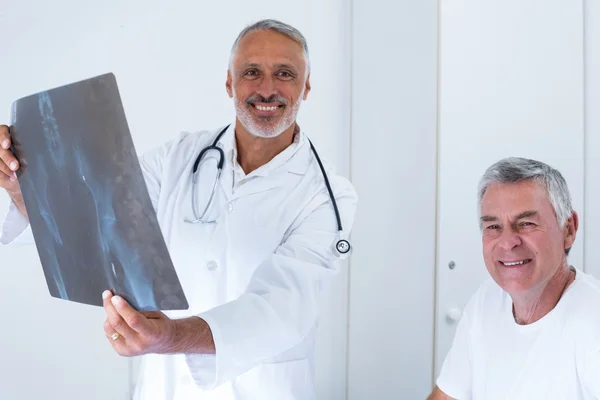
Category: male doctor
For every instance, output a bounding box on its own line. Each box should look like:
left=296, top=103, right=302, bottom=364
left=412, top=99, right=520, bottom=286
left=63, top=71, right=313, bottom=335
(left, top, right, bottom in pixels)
left=0, top=19, right=357, bottom=399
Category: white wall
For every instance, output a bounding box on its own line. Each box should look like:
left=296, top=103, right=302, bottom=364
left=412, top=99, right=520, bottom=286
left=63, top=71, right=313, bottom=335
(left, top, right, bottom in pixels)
left=348, top=1, right=438, bottom=399
left=0, top=1, right=351, bottom=399
left=584, top=0, right=600, bottom=280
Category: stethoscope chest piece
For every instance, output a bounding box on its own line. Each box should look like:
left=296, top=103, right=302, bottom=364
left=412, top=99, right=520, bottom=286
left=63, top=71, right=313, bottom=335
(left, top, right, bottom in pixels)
left=333, top=233, right=352, bottom=259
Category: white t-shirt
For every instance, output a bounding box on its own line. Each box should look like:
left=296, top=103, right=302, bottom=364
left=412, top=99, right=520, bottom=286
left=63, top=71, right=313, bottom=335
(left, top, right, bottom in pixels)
left=437, top=267, right=600, bottom=400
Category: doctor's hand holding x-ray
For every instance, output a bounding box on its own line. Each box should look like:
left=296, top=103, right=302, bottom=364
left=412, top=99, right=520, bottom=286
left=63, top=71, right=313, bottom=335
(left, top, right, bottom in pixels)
left=0, top=19, right=357, bottom=400
left=0, top=132, right=25, bottom=218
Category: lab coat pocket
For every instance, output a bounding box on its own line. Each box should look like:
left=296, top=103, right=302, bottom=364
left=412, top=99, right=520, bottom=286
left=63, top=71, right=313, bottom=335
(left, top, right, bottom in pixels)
left=237, top=358, right=314, bottom=400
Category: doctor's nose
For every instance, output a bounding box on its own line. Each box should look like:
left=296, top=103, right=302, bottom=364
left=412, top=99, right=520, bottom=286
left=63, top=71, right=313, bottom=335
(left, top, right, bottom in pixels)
left=255, top=76, right=278, bottom=98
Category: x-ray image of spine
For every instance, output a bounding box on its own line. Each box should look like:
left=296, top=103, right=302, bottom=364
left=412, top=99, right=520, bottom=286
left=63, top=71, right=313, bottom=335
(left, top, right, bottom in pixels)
left=10, top=75, right=187, bottom=311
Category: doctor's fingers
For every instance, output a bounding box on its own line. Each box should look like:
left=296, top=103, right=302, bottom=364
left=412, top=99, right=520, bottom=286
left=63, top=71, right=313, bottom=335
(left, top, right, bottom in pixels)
left=0, top=165, right=20, bottom=196
left=104, top=319, right=124, bottom=342
left=103, top=319, right=142, bottom=356
left=0, top=126, right=19, bottom=174
left=103, top=292, right=138, bottom=340
left=0, top=149, right=18, bottom=182
left=0, top=168, right=15, bottom=189
left=0, top=125, right=11, bottom=150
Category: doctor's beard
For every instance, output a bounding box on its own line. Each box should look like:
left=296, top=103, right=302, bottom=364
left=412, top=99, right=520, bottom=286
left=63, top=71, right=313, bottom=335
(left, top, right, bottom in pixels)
left=233, top=89, right=304, bottom=139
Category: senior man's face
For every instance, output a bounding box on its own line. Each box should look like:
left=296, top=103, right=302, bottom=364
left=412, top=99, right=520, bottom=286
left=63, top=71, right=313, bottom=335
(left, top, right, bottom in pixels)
left=226, top=29, right=310, bottom=138
left=480, top=180, right=577, bottom=295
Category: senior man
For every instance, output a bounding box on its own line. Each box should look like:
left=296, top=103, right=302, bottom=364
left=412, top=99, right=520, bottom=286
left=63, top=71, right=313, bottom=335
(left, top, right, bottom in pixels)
left=429, top=157, right=600, bottom=399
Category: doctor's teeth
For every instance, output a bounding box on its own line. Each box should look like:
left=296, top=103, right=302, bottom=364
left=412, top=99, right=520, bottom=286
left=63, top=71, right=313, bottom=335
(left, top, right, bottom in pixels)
left=504, top=260, right=526, bottom=266
left=256, top=105, right=278, bottom=111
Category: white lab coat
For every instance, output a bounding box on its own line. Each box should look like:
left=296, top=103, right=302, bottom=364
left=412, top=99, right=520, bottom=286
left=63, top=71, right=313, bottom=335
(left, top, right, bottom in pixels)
left=0, top=123, right=358, bottom=400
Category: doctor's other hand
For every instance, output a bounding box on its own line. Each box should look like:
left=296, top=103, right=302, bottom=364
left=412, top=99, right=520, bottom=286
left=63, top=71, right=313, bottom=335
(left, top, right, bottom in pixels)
left=102, top=290, right=177, bottom=356
left=0, top=125, right=27, bottom=219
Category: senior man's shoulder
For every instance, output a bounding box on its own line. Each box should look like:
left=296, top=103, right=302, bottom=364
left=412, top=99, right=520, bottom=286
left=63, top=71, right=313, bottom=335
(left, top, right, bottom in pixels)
left=560, top=268, right=600, bottom=335
left=564, top=269, right=600, bottom=356
left=569, top=268, right=600, bottom=313
left=447, top=277, right=505, bottom=324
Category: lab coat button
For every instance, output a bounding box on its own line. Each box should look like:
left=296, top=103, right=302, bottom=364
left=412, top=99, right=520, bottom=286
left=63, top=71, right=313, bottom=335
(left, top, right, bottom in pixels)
left=227, top=203, right=234, bottom=212
left=206, top=260, right=218, bottom=271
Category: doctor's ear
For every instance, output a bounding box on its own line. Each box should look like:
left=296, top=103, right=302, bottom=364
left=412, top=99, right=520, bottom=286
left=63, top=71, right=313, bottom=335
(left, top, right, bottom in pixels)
left=226, top=70, right=233, bottom=98
left=303, top=74, right=311, bottom=101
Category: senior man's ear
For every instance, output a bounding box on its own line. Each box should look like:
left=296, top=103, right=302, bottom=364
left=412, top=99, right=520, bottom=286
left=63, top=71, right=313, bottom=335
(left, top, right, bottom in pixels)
left=564, top=211, right=579, bottom=256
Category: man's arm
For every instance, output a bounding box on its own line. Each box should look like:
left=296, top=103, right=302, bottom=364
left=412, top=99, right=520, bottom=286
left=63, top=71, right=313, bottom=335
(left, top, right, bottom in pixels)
left=432, top=289, right=481, bottom=400
left=0, top=192, right=32, bottom=245
left=6, top=190, right=27, bottom=220
left=182, top=179, right=358, bottom=389
left=427, top=386, right=456, bottom=400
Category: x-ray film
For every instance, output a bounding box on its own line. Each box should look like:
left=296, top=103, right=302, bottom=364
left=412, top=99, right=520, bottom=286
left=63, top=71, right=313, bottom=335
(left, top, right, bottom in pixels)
left=9, top=73, right=189, bottom=311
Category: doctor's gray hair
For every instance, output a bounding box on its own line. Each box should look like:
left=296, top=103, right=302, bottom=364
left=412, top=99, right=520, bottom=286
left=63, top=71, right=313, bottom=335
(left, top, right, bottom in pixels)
left=478, top=157, right=573, bottom=230
left=229, top=19, right=311, bottom=75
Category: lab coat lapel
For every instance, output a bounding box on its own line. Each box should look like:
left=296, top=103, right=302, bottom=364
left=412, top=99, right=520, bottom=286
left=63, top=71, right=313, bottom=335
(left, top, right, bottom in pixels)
left=230, top=135, right=311, bottom=200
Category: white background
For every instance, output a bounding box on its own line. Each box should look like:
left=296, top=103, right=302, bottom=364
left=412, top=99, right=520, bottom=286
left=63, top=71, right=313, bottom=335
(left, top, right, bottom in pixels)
left=1, top=0, right=600, bottom=399
left=348, top=0, right=437, bottom=399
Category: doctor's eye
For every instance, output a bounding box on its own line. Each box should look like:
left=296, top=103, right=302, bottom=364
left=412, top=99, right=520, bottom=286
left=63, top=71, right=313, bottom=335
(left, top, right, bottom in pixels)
left=486, top=224, right=500, bottom=230
left=243, top=69, right=260, bottom=78
left=276, top=70, right=295, bottom=80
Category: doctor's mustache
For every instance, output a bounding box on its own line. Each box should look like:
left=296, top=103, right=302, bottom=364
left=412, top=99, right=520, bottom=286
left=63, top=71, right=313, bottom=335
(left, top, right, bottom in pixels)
left=245, top=94, right=287, bottom=106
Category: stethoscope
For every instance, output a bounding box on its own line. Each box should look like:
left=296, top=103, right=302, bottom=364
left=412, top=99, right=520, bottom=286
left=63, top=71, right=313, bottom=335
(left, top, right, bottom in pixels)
left=184, top=124, right=352, bottom=259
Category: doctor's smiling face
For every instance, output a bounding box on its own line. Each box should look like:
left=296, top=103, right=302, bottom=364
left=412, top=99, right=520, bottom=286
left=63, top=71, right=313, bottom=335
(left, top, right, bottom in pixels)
left=226, top=28, right=311, bottom=139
